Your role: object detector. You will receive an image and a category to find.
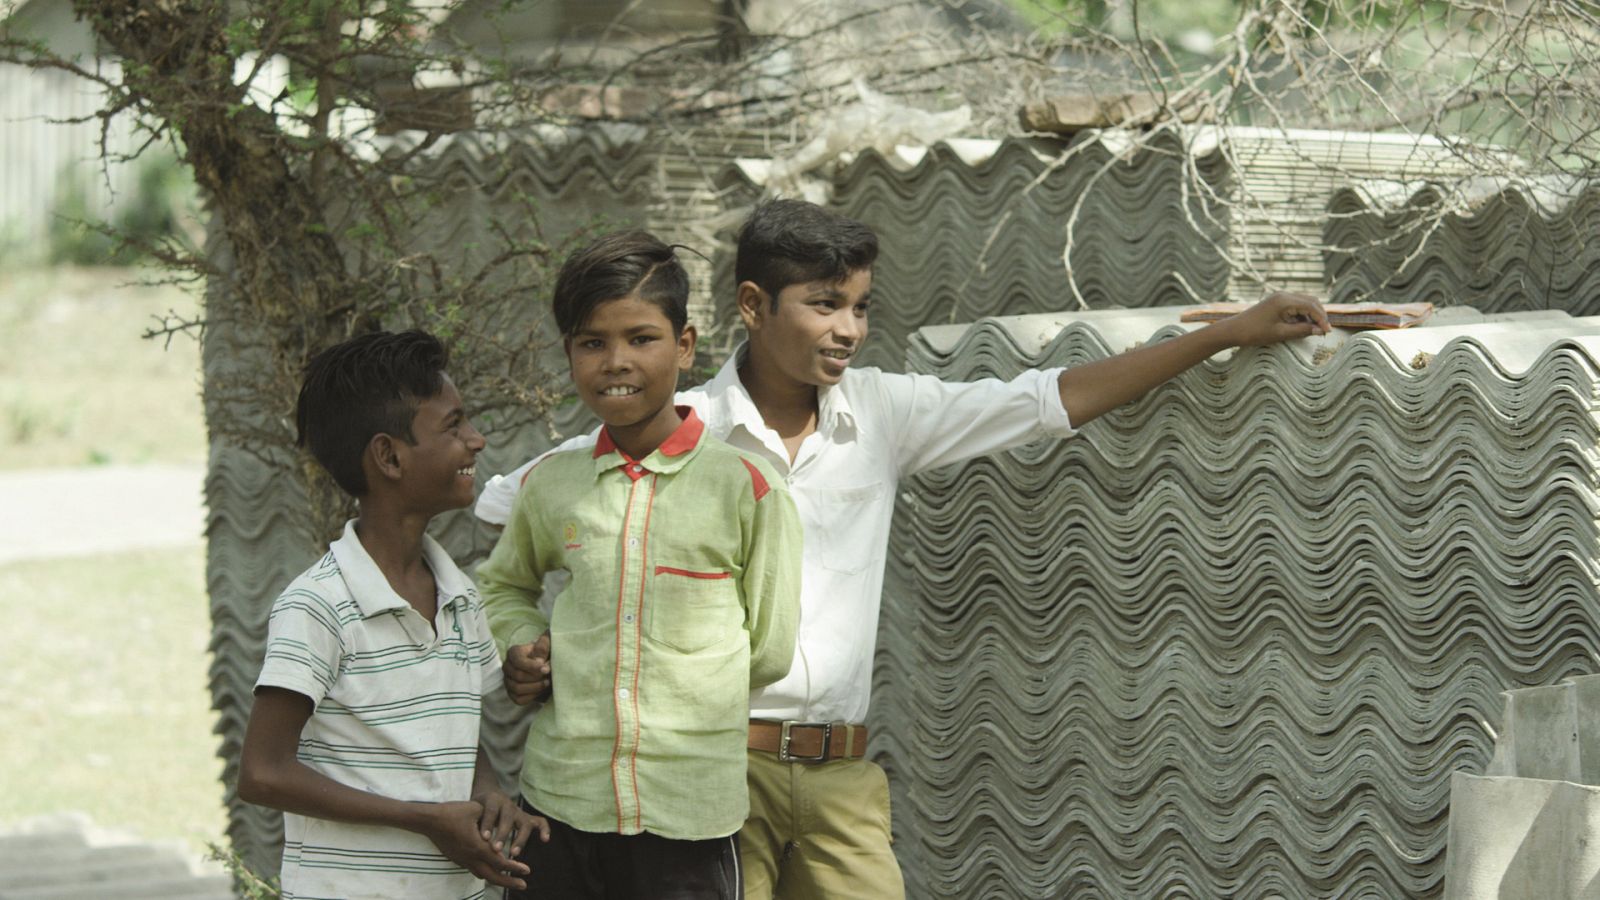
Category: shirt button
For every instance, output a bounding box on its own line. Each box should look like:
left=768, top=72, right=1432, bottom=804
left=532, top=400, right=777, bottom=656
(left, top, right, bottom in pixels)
left=627, top=537, right=640, bottom=548
left=631, top=464, right=642, bottom=473
left=618, top=688, right=630, bottom=699
left=624, top=614, right=634, bottom=623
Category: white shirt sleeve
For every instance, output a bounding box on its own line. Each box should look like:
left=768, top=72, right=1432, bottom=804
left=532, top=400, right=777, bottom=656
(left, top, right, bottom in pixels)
left=876, top=368, right=1076, bottom=476
left=473, top=390, right=708, bottom=525
left=473, top=430, right=600, bottom=525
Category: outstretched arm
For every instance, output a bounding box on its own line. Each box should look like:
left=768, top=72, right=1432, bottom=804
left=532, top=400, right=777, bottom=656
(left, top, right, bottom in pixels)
left=1058, top=292, right=1328, bottom=428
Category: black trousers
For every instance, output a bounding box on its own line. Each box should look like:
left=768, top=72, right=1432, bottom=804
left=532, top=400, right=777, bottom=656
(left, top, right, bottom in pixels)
left=507, top=802, right=743, bottom=900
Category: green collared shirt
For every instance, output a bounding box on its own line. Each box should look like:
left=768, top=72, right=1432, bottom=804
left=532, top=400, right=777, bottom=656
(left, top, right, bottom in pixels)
left=477, top=408, right=801, bottom=839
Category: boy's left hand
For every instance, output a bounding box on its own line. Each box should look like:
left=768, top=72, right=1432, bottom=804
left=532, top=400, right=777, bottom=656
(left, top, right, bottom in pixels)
left=475, top=789, right=551, bottom=860
left=1215, top=292, right=1329, bottom=347
left=504, top=632, right=553, bottom=705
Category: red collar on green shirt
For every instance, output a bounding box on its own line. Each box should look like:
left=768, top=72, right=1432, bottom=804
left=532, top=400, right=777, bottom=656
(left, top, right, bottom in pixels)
left=594, top=406, right=704, bottom=478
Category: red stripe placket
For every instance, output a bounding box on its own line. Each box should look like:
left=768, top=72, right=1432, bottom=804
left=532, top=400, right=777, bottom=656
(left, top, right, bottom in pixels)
left=628, top=474, right=657, bottom=833
left=608, top=478, right=637, bottom=831
left=608, top=469, right=655, bottom=833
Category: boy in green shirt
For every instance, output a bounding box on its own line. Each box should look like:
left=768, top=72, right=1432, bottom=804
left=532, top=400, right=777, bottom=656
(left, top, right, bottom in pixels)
left=477, top=230, right=803, bottom=899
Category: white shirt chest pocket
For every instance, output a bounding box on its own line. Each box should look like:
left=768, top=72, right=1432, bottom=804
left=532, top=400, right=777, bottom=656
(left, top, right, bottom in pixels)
left=795, top=482, right=887, bottom=575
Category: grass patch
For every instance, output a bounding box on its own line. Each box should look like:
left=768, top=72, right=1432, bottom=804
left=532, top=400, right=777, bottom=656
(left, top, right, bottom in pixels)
left=0, top=266, right=204, bottom=470
left=0, top=543, right=226, bottom=853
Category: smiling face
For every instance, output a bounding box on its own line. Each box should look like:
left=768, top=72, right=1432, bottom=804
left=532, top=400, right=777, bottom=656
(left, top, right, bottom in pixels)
left=739, top=267, right=872, bottom=389
left=396, top=374, right=485, bottom=513
left=565, top=294, right=696, bottom=454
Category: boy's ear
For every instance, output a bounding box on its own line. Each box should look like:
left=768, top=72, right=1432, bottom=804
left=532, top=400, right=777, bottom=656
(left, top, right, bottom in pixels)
left=676, top=323, right=697, bottom=371
left=366, top=433, right=405, bottom=485
left=735, top=281, right=765, bottom=331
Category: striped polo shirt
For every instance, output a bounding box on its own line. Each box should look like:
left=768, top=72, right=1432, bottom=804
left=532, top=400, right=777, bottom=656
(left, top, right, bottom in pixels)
left=255, top=520, right=503, bottom=900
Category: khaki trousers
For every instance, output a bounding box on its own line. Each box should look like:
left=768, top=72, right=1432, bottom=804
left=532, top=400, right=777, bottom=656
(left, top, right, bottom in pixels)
left=740, top=749, right=906, bottom=900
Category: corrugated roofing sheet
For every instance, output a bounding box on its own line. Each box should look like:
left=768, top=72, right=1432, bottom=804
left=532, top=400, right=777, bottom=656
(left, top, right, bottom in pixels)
left=876, top=307, right=1600, bottom=897
left=709, top=127, right=1507, bottom=376
left=1326, top=179, right=1600, bottom=314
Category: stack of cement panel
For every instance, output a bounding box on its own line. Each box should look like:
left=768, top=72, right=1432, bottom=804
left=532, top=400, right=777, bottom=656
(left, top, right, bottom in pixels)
left=400, top=124, right=777, bottom=326
left=1325, top=179, right=1600, bottom=314
left=874, top=307, right=1600, bottom=897
left=709, top=128, right=1489, bottom=374
left=204, top=119, right=1540, bottom=880
left=708, top=132, right=1233, bottom=371
left=1192, top=128, right=1491, bottom=301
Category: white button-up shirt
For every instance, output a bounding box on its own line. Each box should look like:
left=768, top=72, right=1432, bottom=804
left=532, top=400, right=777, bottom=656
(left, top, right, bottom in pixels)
left=477, top=347, right=1074, bottom=724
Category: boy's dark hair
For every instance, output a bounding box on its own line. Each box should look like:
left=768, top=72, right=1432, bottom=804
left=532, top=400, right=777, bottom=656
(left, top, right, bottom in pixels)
left=735, top=199, right=879, bottom=309
left=295, top=330, right=449, bottom=497
left=552, top=230, right=690, bottom=337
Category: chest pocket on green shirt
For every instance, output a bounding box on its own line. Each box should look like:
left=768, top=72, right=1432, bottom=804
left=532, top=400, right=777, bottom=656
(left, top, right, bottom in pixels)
left=647, top=567, right=741, bottom=654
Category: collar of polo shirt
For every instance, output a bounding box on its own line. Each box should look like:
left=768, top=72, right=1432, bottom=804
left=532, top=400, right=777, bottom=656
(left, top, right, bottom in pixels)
left=329, top=520, right=477, bottom=619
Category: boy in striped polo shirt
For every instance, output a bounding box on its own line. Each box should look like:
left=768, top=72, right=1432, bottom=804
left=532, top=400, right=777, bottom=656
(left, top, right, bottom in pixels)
left=239, top=330, right=549, bottom=900
left=477, top=231, right=804, bottom=899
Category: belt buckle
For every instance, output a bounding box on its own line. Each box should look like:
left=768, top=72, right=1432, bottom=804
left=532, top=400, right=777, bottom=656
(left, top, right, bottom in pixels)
left=778, top=721, right=832, bottom=763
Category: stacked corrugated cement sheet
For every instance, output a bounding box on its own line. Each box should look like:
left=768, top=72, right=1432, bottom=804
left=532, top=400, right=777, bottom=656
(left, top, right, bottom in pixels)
left=206, top=126, right=676, bottom=876
left=1192, top=127, right=1492, bottom=302
left=634, top=126, right=788, bottom=326
left=0, top=815, right=233, bottom=899
left=828, top=135, right=1234, bottom=372
left=202, top=238, right=318, bottom=878
left=1325, top=179, right=1600, bottom=314
left=708, top=128, right=1488, bottom=374
left=707, top=133, right=1232, bottom=372
left=874, top=307, right=1600, bottom=897
left=395, top=124, right=776, bottom=326
left=698, top=164, right=768, bottom=360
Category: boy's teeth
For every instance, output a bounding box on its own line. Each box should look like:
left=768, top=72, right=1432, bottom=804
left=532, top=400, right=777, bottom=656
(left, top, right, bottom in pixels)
left=458, top=466, right=475, bottom=476
left=602, top=386, right=639, bottom=396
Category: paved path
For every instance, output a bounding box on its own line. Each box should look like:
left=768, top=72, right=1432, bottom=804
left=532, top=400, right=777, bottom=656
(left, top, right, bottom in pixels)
left=0, top=472, right=224, bottom=897
left=0, top=464, right=205, bottom=565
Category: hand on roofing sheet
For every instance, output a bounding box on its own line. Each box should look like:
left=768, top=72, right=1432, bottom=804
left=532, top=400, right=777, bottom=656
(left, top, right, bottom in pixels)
left=1213, top=291, right=1329, bottom=346
left=419, top=799, right=533, bottom=889
left=505, top=631, right=553, bottom=705
left=1057, top=291, right=1329, bottom=427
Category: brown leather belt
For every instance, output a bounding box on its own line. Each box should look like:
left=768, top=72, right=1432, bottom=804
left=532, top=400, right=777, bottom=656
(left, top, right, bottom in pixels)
left=748, top=719, right=869, bottom=763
